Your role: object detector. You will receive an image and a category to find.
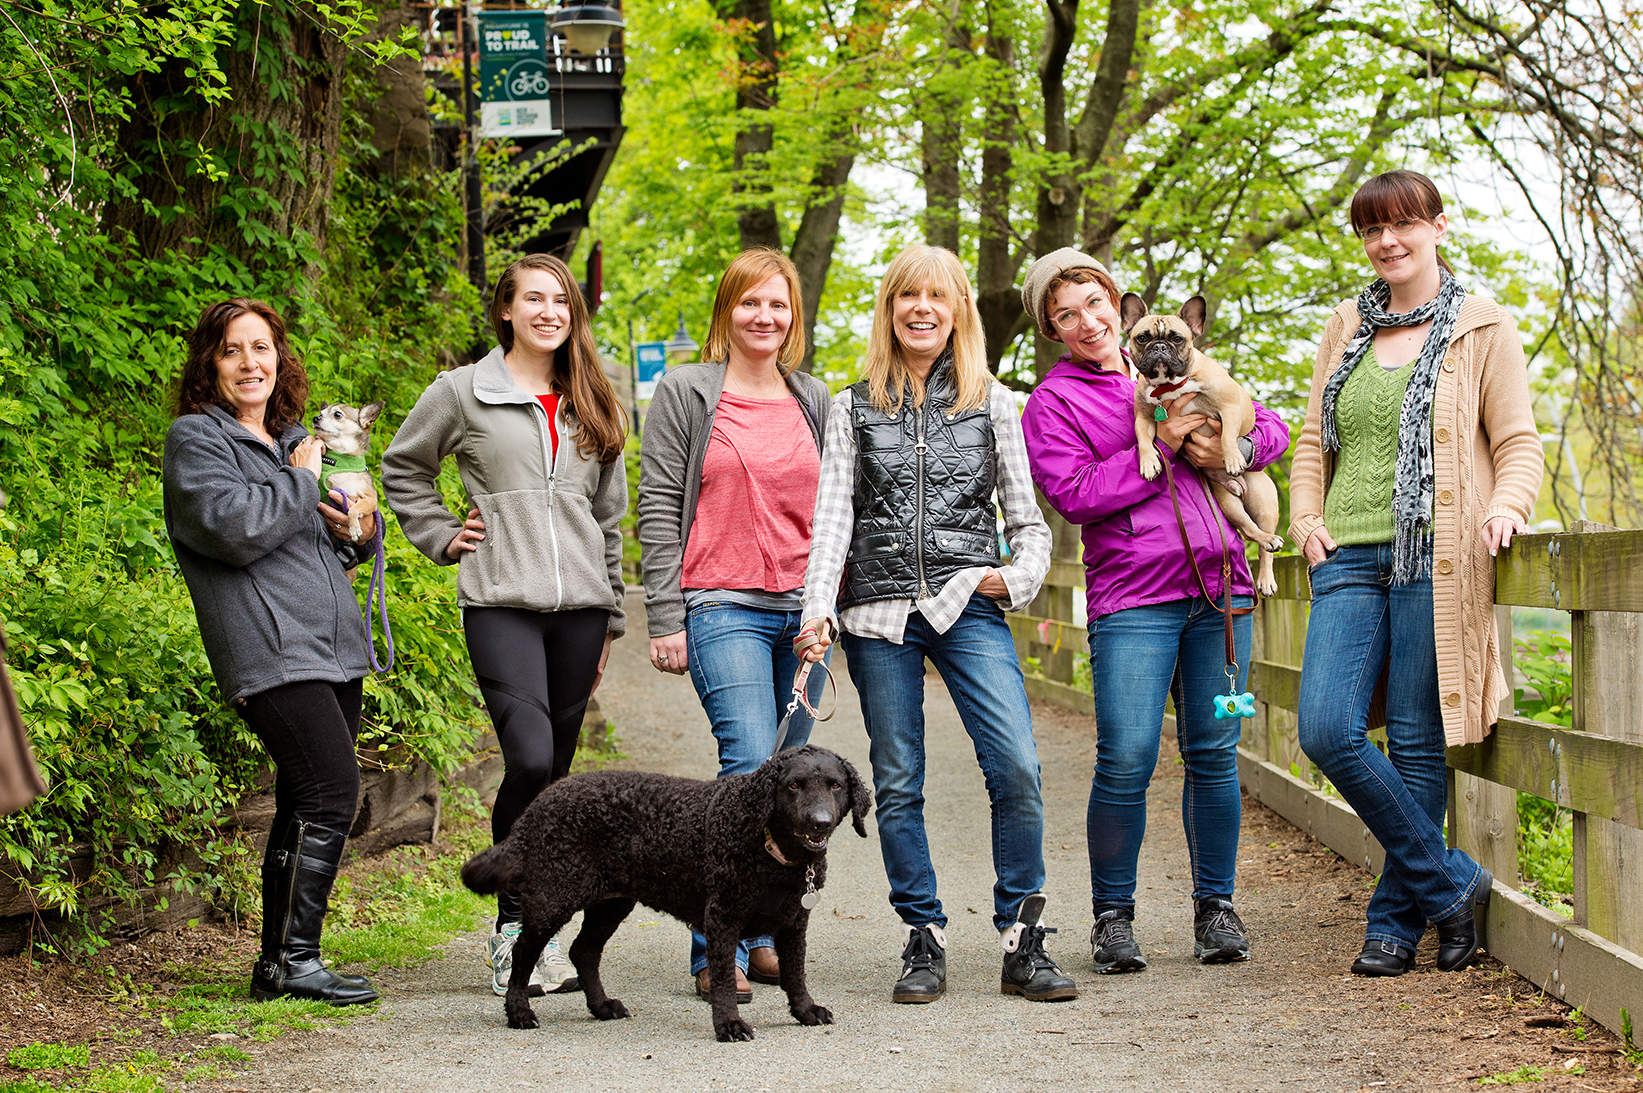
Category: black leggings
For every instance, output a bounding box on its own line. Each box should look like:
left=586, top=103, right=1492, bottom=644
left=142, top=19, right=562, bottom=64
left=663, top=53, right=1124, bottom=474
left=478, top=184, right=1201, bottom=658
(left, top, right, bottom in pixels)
left=238, top=678, right=364, bottom=863
left=464, top=606, right=607, bottom=921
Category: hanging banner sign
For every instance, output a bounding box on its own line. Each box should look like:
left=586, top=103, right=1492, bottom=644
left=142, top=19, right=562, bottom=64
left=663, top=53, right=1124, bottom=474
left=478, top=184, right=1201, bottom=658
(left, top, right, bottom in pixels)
left=477, top=12, right=561, bottom=138
left=635, top=342, right=667, bottom=399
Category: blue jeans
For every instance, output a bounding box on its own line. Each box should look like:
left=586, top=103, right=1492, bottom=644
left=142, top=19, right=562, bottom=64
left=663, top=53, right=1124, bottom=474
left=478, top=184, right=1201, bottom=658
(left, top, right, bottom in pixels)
left=683, top=601, right=830, bottom=974
left=843, top=594, right=1045, bottom=932
left=1086, top=595, right=1251, bottom=910
left=1297, top=543, right=1485, bottom=950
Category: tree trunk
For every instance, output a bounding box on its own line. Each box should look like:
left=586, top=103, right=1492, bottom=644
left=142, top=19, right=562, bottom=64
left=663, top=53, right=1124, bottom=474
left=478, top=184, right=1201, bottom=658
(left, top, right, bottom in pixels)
left=790, top=151, right=855, bottom=373
left=919, top=4, right=971, bottom=252
left=976, top=27, right=1026, bottom=372
left=102, top=1, right=348, bottom=271
left=716, top=0, right=782, bottom=250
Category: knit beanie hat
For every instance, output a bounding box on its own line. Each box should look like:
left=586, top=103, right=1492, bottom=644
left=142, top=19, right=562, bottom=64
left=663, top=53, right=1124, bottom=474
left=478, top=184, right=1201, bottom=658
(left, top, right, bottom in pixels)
left=1020, top=247, right=1112, bottom=338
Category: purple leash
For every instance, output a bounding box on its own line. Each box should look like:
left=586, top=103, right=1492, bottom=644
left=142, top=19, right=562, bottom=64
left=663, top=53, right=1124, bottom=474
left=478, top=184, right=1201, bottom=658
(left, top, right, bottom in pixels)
left=335, top=492, right=394, bottom=673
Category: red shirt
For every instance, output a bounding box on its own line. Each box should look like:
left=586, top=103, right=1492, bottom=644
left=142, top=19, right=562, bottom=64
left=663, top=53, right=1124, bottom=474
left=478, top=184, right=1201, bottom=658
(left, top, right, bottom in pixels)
left=681, top=391, right=819, bottom=592
left=535, top=393, right=560, bottom=458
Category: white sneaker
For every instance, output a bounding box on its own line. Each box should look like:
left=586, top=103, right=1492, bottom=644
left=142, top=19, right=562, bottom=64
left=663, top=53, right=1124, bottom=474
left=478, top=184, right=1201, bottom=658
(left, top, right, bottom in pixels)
left=535, top=935, right=580, bottom=994
left=487, top=923, right=525, bottom=997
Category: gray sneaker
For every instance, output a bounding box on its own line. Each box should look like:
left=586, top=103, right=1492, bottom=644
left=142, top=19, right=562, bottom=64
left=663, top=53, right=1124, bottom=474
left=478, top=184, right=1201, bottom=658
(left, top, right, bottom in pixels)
left=1090, top=908, right=1148, bottom=973
left=535, top=935, right=580, bottom=993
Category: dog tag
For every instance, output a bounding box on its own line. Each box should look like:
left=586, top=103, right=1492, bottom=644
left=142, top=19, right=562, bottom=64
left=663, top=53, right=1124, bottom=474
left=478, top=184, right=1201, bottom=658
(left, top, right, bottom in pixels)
left=1154, top=406, right=1168, bottom=422
left=800, top=890, right=820, bottom=910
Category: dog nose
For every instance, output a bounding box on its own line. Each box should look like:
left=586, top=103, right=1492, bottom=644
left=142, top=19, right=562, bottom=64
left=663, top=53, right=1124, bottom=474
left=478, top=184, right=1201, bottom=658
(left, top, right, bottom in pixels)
left=806, top=809, right=837, bottom=831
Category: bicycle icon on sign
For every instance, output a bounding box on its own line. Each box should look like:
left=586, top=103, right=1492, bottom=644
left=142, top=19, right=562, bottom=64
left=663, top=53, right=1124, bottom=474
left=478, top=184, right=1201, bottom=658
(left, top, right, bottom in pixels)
left=511, top=70, right=550, bottom=96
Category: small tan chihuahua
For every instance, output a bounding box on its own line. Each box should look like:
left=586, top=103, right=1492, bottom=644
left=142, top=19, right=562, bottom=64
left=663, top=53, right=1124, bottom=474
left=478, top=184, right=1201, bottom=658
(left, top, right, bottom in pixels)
left=310, top=401, right=385, bottom=543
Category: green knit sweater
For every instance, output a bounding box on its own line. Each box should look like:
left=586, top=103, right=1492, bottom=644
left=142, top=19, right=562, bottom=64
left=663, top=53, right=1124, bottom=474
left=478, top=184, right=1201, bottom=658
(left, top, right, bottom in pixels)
left=1323, top=347, right=1416, bottom=546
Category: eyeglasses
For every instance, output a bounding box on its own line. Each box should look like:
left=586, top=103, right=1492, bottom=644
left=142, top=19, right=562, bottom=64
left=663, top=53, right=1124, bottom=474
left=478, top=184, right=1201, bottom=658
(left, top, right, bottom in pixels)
left=1356, top=218, right=1426, bottom=242
left=1051, top=297, right=1112, bottom=330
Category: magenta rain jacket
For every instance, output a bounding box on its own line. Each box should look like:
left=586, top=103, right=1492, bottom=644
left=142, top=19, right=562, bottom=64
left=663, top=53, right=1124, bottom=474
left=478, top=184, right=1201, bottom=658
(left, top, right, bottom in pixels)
left=1021, top=354, right=1291, bottom=620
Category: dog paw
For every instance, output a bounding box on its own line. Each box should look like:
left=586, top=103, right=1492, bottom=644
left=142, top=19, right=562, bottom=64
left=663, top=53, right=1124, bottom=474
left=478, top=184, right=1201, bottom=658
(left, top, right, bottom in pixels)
left=1224, top=453, right=1247, bottom=476
left=792, top=1002, right=834, bottom=1026
left=1261, top=533, right=1284, bottom=550
left=1258, top=577, right=1278, bottom=597
left=1138, top=452, right=1162, bottom=481
left=715, top=1018, right=756, bottom=1042
left=505, top=1005, right=539, bottom=1030
left=590, top=998, right=630, bottom=1021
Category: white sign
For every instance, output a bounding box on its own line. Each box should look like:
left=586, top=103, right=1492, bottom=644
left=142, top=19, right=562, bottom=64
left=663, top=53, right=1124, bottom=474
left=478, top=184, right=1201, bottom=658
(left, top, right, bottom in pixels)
left=480, top=100, right=560, bottom=139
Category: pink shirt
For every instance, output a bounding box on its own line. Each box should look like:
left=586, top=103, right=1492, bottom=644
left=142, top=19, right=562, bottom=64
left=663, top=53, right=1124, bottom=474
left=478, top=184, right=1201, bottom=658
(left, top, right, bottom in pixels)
left=681, top=390, right=820, bottom=592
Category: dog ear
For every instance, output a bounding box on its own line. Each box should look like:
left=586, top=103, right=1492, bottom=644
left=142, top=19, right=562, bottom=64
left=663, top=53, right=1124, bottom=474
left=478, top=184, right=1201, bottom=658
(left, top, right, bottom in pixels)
left=1119, top=292, right=1149, bottom=334
left=1178, top=296, right=1207, bottom=339
left=842, top=756, right=872, bottom=837
left=358, top=401, right=386, bottom=430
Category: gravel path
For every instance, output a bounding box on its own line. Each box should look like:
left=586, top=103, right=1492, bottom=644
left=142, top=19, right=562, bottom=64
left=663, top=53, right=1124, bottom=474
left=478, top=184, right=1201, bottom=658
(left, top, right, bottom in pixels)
left=236, top=595, right=1625, bottom=1093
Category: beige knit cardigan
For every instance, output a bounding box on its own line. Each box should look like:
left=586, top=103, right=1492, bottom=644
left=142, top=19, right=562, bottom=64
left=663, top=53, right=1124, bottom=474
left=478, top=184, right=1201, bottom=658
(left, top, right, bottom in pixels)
left=1289, top=295, right=1544, bottom=746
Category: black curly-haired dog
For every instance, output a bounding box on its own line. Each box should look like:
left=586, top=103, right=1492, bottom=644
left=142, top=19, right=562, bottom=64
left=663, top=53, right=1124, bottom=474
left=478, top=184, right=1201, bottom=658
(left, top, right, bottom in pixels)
left=461, top=744, right=871, bottom=1041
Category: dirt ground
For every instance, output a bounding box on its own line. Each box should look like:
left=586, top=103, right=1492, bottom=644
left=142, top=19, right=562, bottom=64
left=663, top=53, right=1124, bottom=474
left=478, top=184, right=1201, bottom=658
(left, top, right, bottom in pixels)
left=3, top=604, right=1640, bottom=1092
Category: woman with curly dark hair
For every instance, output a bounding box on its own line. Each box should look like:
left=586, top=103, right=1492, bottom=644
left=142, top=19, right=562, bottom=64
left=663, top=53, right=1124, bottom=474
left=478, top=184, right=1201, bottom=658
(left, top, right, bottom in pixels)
left=163, top=298, right=379, bottom=1005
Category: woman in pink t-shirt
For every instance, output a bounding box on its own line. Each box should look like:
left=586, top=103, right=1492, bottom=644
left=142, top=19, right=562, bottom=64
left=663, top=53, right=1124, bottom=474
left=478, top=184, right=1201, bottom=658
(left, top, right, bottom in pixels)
left=636, top=248, right=834, bottom=1001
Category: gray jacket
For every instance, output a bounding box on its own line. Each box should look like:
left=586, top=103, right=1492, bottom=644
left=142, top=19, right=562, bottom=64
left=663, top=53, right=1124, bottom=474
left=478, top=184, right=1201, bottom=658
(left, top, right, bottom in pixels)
left=381, top=348, right=627, bottom=635
left=162, top=406, right=371, bottom=704
left=636, top=361, right=832, bottom=637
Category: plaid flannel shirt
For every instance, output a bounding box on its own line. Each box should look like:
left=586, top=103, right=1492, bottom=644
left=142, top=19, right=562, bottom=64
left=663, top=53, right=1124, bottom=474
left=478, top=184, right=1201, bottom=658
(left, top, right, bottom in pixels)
left=800, top=384, right=1052, bottom=642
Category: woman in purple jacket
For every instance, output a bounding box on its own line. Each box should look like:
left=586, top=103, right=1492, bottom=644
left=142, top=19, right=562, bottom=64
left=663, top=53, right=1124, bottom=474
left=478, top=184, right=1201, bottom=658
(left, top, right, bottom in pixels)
left=1019, top=248, right=1290, bottom=974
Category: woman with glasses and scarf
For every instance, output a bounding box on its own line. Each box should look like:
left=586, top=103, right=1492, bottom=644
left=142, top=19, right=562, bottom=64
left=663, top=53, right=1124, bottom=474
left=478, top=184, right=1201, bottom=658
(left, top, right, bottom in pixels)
left=1290, top=170, right=1542, bottom=977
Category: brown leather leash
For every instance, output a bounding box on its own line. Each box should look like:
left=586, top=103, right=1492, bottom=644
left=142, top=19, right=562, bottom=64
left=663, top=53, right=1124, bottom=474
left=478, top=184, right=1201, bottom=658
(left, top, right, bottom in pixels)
left=1158, top=447, right=1256, bottom=688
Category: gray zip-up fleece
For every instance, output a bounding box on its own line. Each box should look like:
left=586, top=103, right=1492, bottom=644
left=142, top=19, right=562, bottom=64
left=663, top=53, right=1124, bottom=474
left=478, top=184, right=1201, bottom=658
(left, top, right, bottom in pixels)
left=162, top=405, right=371, bottom=704
left=381, top=348, right=627, bottom=636
left=636, top=361, right=831, bottom=637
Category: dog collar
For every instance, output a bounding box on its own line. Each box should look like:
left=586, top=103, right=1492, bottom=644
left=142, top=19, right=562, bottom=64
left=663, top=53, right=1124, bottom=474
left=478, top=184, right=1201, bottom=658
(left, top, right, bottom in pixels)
left=763, top=828, right=790, bottom=865
left=1148, top=377, right=1191, bottom=397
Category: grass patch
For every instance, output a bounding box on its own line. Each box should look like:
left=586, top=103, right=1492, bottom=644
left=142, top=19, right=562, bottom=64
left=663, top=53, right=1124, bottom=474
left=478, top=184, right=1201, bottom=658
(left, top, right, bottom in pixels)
left=7, top=1043, right=90, bottom=1070
left=0, top=1080, right=56, bottom=1093
left=1478, top=1064, right=1547, bottom=1085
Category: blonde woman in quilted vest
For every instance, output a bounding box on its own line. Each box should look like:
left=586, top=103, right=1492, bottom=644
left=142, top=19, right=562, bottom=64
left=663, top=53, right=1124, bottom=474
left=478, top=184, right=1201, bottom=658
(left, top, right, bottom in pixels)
left=1290, top=170, right=1542, bottom=978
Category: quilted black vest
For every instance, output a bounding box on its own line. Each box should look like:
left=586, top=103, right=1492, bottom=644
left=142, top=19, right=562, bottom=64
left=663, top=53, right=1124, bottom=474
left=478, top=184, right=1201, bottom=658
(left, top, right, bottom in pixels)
left=840, top=357, right=998, bottom=608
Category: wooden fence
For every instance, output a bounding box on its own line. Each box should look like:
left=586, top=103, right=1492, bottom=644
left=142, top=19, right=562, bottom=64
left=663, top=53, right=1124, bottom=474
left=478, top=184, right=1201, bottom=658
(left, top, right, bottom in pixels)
left=1016, top=510, right=1643, bottom=1037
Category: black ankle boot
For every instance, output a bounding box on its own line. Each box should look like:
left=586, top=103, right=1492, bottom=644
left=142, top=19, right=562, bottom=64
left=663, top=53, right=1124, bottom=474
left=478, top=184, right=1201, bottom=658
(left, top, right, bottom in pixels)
left=1350, top=938, right=1415, bottom=976
left=251, top=820, right=378, bottom=1005
left=1435, top=867, right=1492, bottom=972
left=1001, top=893, right=1078, bottom=1002
left=892, top=924, right=946, bottom=1004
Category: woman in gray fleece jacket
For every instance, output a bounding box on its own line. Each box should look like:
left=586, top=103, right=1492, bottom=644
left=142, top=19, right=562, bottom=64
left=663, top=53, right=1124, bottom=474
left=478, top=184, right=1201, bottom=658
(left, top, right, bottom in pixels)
left=164, top=298, right=379, bottom=1007
left=381, top=253, right=627, bottom=998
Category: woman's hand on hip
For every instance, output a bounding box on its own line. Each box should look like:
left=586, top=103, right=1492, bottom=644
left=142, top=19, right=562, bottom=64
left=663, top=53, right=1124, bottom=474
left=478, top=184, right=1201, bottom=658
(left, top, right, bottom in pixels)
left=649, top=631, right=688, bottom=675
left=1155, top=398, right=1210, bottom=454
left=290, top=437, right=325, bottom=477
left=1482, top=515, right=1528, bottom=557
left=1303, top=525, right=1338, bottom=566
left=591, top=632, right=614, bottom=694
left=444, top=507, right=486, bottom=560
left=975, top=569, right=1010, bottom=602
left=797, top=617, right=833, bottom=664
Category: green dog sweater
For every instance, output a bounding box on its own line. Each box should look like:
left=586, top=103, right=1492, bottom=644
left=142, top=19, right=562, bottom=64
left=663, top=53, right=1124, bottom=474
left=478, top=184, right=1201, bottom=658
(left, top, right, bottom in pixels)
left=1322, top=347, right=1418, bottom=547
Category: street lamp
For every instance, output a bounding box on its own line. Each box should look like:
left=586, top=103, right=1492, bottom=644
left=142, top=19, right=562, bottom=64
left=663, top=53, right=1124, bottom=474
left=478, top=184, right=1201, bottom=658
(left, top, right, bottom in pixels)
left=550, top=1, right=625, bottom=55
left=664, top=313, right=699, bottom=362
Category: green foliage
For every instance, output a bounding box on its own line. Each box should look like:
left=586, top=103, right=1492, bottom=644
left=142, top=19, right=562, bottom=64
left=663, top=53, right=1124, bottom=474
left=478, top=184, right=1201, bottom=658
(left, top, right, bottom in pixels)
left=1477, top=1064, right=1546, bottom=1085
left=7, top=1043, right=90, bottom=1071
left=0, top=0, right=488, bottom=953
left=1516, top=792, right=1573, bottom=915
left=1514, top=630, right=1573, bottom=727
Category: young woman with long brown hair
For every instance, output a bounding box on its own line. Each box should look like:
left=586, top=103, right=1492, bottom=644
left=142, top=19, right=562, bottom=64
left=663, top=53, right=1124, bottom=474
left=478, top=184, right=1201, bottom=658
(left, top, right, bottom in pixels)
left=382, top=253, right=628, bottom=998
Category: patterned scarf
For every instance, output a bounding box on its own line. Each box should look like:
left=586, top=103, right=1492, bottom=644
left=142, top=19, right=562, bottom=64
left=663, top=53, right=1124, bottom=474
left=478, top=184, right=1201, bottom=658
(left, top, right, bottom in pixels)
left=1319, top=271, right=1466, bottom=584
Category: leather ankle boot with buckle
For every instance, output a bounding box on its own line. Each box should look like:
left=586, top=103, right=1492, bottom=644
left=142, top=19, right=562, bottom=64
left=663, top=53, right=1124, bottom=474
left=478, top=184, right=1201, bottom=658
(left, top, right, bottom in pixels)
left=1435, top=867, right=1492, bottom=972
left=893, top=923, right=946, bottom=1004
left=1000, top=893, right=1079, bottom=1002
left=1351, top=938, right=1415, bottom=976
left=251, top=820, right=378, bottom=1006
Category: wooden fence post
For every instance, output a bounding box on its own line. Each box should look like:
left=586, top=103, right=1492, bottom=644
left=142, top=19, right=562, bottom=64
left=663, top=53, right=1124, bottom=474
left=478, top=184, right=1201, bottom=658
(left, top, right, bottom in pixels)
left=1570, top=526, right=1643, bottom=954
left=1451, top=605, right=1520, bottom=891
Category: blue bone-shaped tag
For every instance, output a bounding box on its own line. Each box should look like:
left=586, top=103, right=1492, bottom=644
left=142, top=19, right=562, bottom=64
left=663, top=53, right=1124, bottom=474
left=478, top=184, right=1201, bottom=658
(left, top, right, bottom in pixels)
left=1214, top=691, right=1256, bottom=720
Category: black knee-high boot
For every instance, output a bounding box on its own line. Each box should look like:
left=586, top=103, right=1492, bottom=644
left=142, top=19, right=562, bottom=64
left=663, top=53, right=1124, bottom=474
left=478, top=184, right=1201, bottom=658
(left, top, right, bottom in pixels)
left=251, top=820, right=378, bottom=1005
